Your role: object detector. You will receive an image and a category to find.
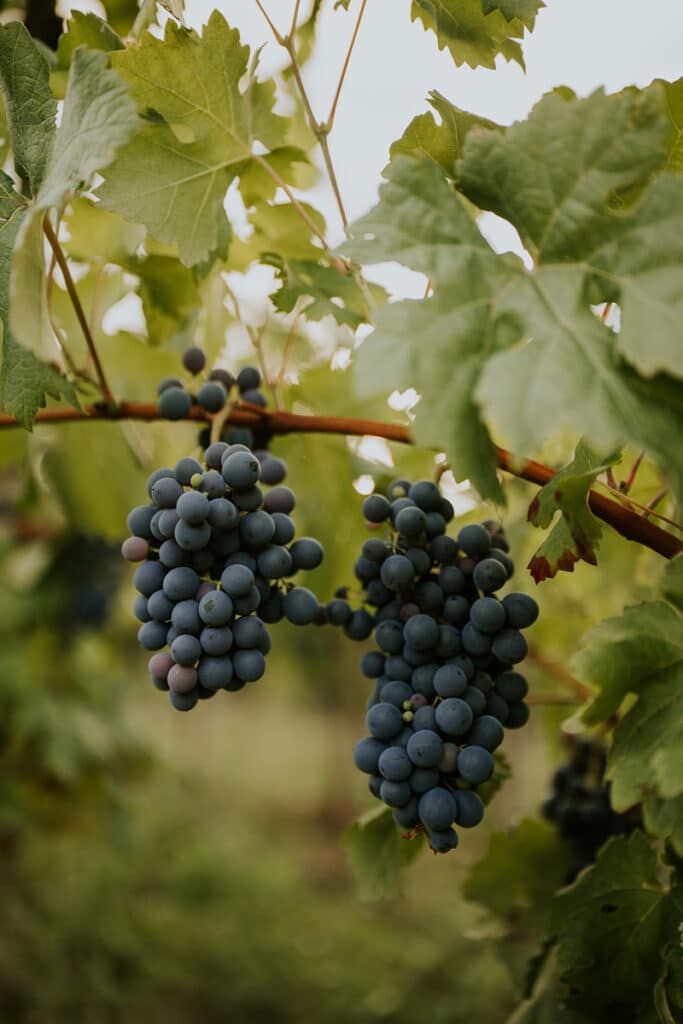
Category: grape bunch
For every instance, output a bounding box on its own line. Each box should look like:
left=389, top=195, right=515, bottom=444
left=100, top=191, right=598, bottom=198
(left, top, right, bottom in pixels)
left=156, top=347, right=271, bottom=452
left=542, top=737, right=641, bottom=878
left=121, top=442, right=325, bottom=711
left=335, top=477, right=538, bottom=853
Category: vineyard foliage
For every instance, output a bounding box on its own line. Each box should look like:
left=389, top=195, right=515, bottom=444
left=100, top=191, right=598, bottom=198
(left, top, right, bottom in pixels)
left=0, top=2, right=681, bottom=1021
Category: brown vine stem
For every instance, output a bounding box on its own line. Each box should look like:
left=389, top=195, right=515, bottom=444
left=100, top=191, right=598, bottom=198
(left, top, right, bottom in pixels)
left=526, top=646, right=593, bottom=701
left=42, top=218, right=115, bottom=406
left=1, top=403, right=681, bottom=561
left=326, top=0, right=368, bottom=131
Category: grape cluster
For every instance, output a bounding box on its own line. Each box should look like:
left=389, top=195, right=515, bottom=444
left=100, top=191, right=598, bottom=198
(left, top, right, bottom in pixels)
left=121, top=442, right=325, bottom=711
left=156, top=348, right=270, bottom=452
left=337, top=478, right=538, bottom=853
left=542, top=738, right=641, bottom=877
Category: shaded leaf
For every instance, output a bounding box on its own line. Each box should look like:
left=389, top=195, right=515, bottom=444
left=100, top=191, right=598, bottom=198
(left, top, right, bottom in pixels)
left=342, top=804, right=424, bottom=901
left=271, top=259, right=377, bottom=328
left=527, top=440, right=620, bottom=581
left=0, top=21, right=56, bottom=196
left=390, top=89, right=500, bottom=175
left=411, top=0, right=530, bottom=70
left=464, top=819, right=572, bottom=929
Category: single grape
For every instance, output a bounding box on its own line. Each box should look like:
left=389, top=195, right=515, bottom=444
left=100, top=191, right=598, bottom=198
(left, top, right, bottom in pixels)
left=263, top=486, right=296, bottom=514
left=380, top=680, right=413, bottom=709
left=454, top=790, right=484, bottom=828
left=418, top=788, right=457, bottom=830
left=457, top=523, right=491, bottom=558
left=438, top=566, right=465, bottom=596
left=170, top=634, right=202, bottom=666
left=204, top=443, right=229, bottom=471
left=167, top=664, right=198, bottom=694
left=380, top=555, right=415, bottom=591
left=406, top=729, right=444, bottom=768
left=134, top=560, right=166, bottom=596
left=427, top=828, right=459, bottom=853
left=282, top=587, right=319, bottom=626
left=433, top=664, right=467, bottom=698
left=395, top=505, right=427, bottom=537
left=169, top=690, right=199, bottom=712
left=393, top=797, right=420, bottom=829
left=435, top=698, right=473, bottom=737
left=220, top=564, right=255, bottom=598
left=200, top=470, right=226, bottom=500
left=207, top=497, right=239, bottom=531
left=403, top=613, right=439, bottom=652
left=177, top=490, right=210, bottom=525
left=495, top=671, right=528, bottom=703
left=506, top=702, right=530, bottom=729
left=385, top=655, right=412, bottom=682
left=380, top=779, right=412, bottom=808
left=174, top=519, right=211, bottom=552
left=209, top=369, right=235, bottom=392
left=157, top=376, right=183, bottom=395
left=438, top=742, right=459, bottom=774
left=470, top=596, right=506, bottom=634
left=502, top=592, right=539, bottom=629
left=222, top=450, right=261, bottom=491
left=260, top=457, right=287, bottom=485
left=412, top=706, right=437, bottom=731
left=197, top=381, right=227, bottom=413
left=147, top=589, right=174, bottom=622
left=257, top=545, right=293, bottom=579
left=233, top=649, right=266, bottom=682
left=133, top=595, right=151, bottom=622
left=457, top=745, right=494, bottom=784
left=430, top=535, right=458, bottom=565
left=436, top=624, right=461, bottom=658
left=491, top=629, right=528, bottom=664
left=361, top=651, right=386, bottom=678
left=137, top=620, right=169, bottom=650
left=236, top=366, right=261, bottom=392
left=182, top=346, right=206, bottom=374
left=326, top=599, right=352, bottom=627
left=239, top=510, right=275, bottom=548
left=410, top=767, right=440, bottom=793
left=473, top=558, right=508, bottom=594
left=405, top=547, right=431, bottom=576
left=353, top=736, right=387, bottom=774
left=344, top=609, right=374, bottom=641
left=443, top=595, right=470, bottom=627
left=158, top=386, right=192, bottom=420
left=197, top=655, right=234, bottom=689
left=159, top=539, right=189, bottom=569
left=374, top=619, right=404, bottom=655
left=121, top=536, right=149, bottom=562
left=378, top=746, right=413, bottom=782
left=171, top=599, right=202, bottom=635
left=461, top=622, right=492, bottom=656
left=486, top=694, right=510, bottom=724
left=467, top=714, right=504, bottom=751
left=366, top=702, right=403, bottom=740
left=199, top=626, right=233, bottom=656
left=362, top=494, right=391, bottom=523
left=289, top=537, right=324, bottom=572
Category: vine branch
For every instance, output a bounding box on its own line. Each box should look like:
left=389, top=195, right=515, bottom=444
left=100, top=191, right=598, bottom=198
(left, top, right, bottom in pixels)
left=1, top=402, right=680, bottom=561
left=42, top=218, right=114, bottom=406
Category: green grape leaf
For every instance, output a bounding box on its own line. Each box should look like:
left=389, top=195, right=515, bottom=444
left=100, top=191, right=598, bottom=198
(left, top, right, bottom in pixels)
left=390, top=89, right=500, bottom=175
left=551, top=833, right=683, bottom=1012
left=482, top=0, right=545, bottom=28
left=662, top=76, right=683, bottom=172
left=411, top=0, right=531, bottom=70
left=9, top=47, right=138, bottom=365
left=56, top=10, right=124, bottom=68
left=344, top=154, right=514, bottom=503
left=464, top=819, right=572, bottom=929
left=124, top=253, right=201, bottom=347
left=270, top=259, right=377, bottom=328
left=575, top=557, right=683, bottom=824
left=661, top=553, right=683, bottom=613
left=507, top=946, right=591, bottom=1024
left=0, top=173, right=77, bottom=427
left=98, top=12, right=292, bottom=266
left=229, top=200, right=326, bottom=271
left=527, top=440, right=620, bottom=581
left=63, top=198, right=145, bottom=263
left=0, top=21, right=56, bottom=196
left=342, top=804, right=424, bottom=901
left=643, top=793, right=683, bottom=858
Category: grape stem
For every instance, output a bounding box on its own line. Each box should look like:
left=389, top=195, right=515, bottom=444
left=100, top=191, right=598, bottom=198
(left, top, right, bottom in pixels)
left=42, top=217, right=115, bottom=406
left=0, top=401, right=680, bottom=561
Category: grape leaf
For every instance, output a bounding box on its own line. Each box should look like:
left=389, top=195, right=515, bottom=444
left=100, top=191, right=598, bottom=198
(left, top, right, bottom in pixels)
left=229, top=200, right=326, bottom=271
left=0, top=173, right=77, bottom=427
left=643, top=794, right=683, bottom=858
left=270, top=259, right=377, bottom=328
left=506, top=946, right=591, bottom=1024
left=551, top=833, right=683, bottom=1012
left=575, top=557, right=683, bottom=832
left=463, top=819, right=572, bottom=929
left=344, top=156, right=509, bottom=502
left=411, top=0, right=530, bottom=70
left=56, top=10, right=124, bottom=68
left=390, top=90, right=500, bottom=175
left=482, top=0, right=544, bottom=28
left=124, top=253, right=200, bottom=348
left=0, top=21, right=56, bottom=196
left=527, top=440, right=620, bottom=582
left=63, top=198, right=145, bottom=263
left=9, top=47, right=138, bottom=365
left=342, top=804, right=423, bottom=900
left=662, top=77, right=683, bottom=173
left=98, top=12, right=293, bottom=266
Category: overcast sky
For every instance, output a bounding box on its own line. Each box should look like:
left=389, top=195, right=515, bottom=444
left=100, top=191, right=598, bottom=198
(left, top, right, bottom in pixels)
left=185, top=0, right=683, bottom=257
